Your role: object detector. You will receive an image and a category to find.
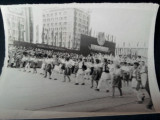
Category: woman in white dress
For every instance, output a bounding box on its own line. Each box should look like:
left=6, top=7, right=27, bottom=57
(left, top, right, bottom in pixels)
left=75, top=58, right=86, bottom=85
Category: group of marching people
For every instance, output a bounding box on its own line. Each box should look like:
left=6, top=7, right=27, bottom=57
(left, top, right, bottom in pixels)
left=8, top=45, right=153, bottom=109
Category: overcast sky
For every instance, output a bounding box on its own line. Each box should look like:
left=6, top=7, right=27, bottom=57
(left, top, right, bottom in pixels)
left=32, top=3, right=156, bottom=48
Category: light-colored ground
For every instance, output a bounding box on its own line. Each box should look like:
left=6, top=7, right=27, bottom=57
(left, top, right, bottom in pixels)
left=0, top=68, right=154, bottom=113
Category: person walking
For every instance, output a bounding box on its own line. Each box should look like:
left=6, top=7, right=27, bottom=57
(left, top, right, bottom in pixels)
left=130, top=62, right=145, bottom=104
left=95, top=58, right=111, bottom=92
left=112, top=64, right=123, bottom=97
left=63, top=57, right=72, bottom=82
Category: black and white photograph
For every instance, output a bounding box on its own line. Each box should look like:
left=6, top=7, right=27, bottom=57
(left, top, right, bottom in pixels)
left=0, top=3, right=159, bottom=116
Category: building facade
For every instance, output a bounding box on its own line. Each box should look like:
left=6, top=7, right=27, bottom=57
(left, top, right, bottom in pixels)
left=115, top=47, right=148, bottom=58
left=42, top=8, right=90, bottom=50
left=5, top=7, right=33, bottom=44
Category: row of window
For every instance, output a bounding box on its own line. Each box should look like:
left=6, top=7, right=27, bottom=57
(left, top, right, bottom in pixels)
left=43, top=16, right=67, bottom=22
left=43, top=22, right=67, bottom=26
left=43, top=27, right=68, bottom=31
left=43, top=11, right=67, bottom=17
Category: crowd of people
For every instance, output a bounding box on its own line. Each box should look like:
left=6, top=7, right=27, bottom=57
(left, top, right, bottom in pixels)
left=7, top=45, right=153, bottom=109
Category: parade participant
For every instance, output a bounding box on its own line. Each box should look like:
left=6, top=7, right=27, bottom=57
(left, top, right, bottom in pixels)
left=130, top=62, right=145, bottom=104
left=40, top=57, right=46, bottom=75
left=63, top=57, right=72, bottom=82
left=19, top=54, right=25, bottom=71
left=89, top=59, right=94, bottom=81
left=95, top=58, right=111, bottom=92
left=52, top=55, right=60, bottom=80
left=91, top=59, right=102, bottom=88
left=73, top=58, right=79, bottom=77
left=145, top=79, right=153, bottom=109
left=44, top=56, right=53, bottom=79
left=75, top=58, right=86, bottom=85
left=84, top=59, right=92, bottom=80
left=24, top=55, right=31, bottom=72
left=32, top=56, right=38, bottom=74
left=108, top=60, right=115, bottom=84
left=59, top=56, right=65, bottom=74
left=121, top=62, right=130, bottom=86
left=10, top=54, right=15, bottom=68
left=69, top=57, right=76, bottom=74
left=139, top=61, right=148, bottom=88
left=112, top=64, right=123, bottom=97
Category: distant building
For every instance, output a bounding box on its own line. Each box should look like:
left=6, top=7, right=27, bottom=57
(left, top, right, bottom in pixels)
left=115, top=47, right=148, bottom=58
left=42, top=8, right=90, bottom=50
left=5, top=7, right=33, bottom=44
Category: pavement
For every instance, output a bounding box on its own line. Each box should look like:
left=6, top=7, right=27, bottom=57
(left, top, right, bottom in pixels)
left=0, top=68, right=155, bottom=113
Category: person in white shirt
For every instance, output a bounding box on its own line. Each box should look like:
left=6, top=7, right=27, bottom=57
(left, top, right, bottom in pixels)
left=95, top=58, right=111, bottom=92
left=121, top=62, right=130, bottom=86
left=75, top=58, right=86, bottom=85
left=84, top=59, right=92, bottom=80
left=19, top=55, right=25, bottom=71
left=24, top=55, right=31, bottom=72
left=139, top=61, right=148, bottom=88
left=40, top=57, right=46, bottom=75
left=32, top=56, right=38, bottom=74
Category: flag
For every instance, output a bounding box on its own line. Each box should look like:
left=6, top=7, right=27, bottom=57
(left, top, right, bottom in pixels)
left=123, top=42, right=125, bottom=47
left=89, top=28, right=92, bottom=36
left=107, top=34, right=109, bottom=41
left=41, top=26, right=45, bottom=44
left=128, top=42, right=130, bottom=47
left=55, top=32, right=58, bottom=46
left=68, top=35, right=71, bottom=48
left=59, top=30, right=62, bottom=47
left=114, top=36, right=116, bottom=43
left=93, top=30, right=95, bottom=37
left=137, top=42, right=139, bottom=47
left=51, top=29, right=54, bottom=45
left=46, top=29, right=49, bottom=44
left=18, top=21, right=21, bottom=41
left=111, top=35, right=113, bottom=42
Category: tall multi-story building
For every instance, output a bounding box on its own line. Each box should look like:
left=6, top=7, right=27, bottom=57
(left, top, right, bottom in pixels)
left=4, top=7, right=33, bottom=44
left=42, top=8, right=90, bottom=50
